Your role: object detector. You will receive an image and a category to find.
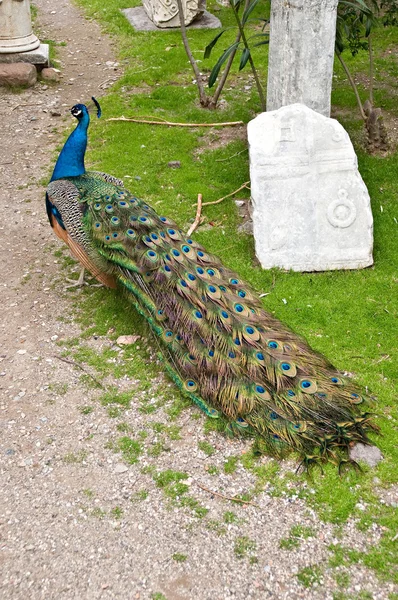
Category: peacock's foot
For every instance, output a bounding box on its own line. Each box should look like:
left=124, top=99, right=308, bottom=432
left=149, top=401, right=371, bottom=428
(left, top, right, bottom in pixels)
left=65, top=267, right=91, bottom=289
left=65, top=267, right=104, bottom=290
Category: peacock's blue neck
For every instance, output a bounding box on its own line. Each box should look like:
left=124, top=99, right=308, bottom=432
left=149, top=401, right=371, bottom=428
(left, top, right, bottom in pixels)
left=50, top=112, right=90, bottom=182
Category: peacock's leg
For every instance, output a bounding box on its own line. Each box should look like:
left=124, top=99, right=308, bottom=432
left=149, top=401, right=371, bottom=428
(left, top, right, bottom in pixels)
left=65, top=267, right=87, bottom=288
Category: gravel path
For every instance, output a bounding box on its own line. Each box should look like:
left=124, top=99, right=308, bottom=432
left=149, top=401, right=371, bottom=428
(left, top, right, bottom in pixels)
left=0, top=2, right=396, bottom=599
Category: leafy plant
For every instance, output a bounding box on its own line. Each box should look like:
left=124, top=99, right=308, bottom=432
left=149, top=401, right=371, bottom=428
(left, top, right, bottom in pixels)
left=204, top=0, right=267, bottom=110
left=175, top=0, right=267, bottom=109
left=335, top=0, right=395, bottom=150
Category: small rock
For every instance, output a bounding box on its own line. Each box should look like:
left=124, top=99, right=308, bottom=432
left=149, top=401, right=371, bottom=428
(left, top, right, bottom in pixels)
left=134, top=176, right=141, bottom=181
left=349, top=443, right=383, bottom=467
left=237, top=220, right=253, bottom=234
left=0, top=63, right=37, bottom=88
left=51, top=110, right=62, bottom=117
left=168, top=161, right=181, bottom=169
left=17, top=349, right=27, bottom=355
left=114, top=463, right=129, bottom=474
left=41, top=67, right=61, bottom=82
left=116, top=335, right=140, bottom=346
left=234, top=200, right=245, bottom=207
left=5, top=449, right=15, bottom=455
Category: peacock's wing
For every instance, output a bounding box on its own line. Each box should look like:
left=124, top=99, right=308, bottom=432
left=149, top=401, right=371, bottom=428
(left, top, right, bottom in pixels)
left=52, top=171, right=378, bottom=466
left=47, top=176, right=117, bottom=288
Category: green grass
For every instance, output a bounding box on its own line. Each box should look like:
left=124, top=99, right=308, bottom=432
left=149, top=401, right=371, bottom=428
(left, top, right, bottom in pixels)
left=297, top=565, right=323, bottom=588
left=57, top=0, right=398, bottom=584
left=152, top=469, right=208, bottom=518
left=234, top=535, right=257, bottom=562
left=198, top=441, right=216, bottom=456
left=117, top=436, right=143, bottom=463
left=172, top=553, right=187, bottom=562
left=279, top=525, right=315, bottom=550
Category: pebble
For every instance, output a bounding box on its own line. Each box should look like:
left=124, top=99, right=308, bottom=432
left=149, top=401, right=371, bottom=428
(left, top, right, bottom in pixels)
left=116, top=335, right=140, bottom=346
left=168, top=161, right=181, bottom=169
left=114, top=464, right=129, bottom=474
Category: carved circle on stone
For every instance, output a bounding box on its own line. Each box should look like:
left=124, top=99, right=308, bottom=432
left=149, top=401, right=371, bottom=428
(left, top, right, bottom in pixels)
left=327, top=189, right=357, bottom=228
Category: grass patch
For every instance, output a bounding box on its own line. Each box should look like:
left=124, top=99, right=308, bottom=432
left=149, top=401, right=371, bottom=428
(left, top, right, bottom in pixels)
left=172, top=553, right=187, bottom=562
left=131, top=489, right=149, bottom=502
left=234, top=536, right=257, bottom=563
left=63, top=450, right=87, bottom=464
left=224, top=511, right=239, bottom=524
left=224, top=456, right=239, bottom=474
left=79, top=405, right=94, bottom=415
left=198, top=441, right=216, bottom=456
left=279, top=525, right=315, bottom=550
left=153, top=469, right=208, bottom=518
left=118, top=436, right=142, bottom=463
left=207, top=465, right=219, bottom=475
left=297, top=565, right=323, bottom=588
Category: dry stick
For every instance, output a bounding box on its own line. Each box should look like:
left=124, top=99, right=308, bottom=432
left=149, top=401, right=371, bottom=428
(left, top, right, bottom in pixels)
left=216, top=148, right=248, bottom=163
left=368, top=35, right=374, bottom=105
left=176, top=0, right=208, bottom=106
left=53, top=355, right=106, bottom=390
left=107, top=116, right=244, bottom=127
left=11, top=102, right=42, bottom=111
left=187, top=193, right=203, bottom=236
left=196, top=482, right=260, bottom=508
left=201, top=181, right=250, bottom=207
left=336, top=52, right=366, bottom=121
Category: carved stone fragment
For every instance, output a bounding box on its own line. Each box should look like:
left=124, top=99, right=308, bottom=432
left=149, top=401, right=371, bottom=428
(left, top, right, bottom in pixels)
left=248, top=104, right=374, bottom=272
left=142, top=0, right=205, bottom=28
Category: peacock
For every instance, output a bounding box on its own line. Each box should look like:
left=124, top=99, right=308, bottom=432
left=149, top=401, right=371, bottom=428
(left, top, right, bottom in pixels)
left=46, top=99, right=378, bottom=471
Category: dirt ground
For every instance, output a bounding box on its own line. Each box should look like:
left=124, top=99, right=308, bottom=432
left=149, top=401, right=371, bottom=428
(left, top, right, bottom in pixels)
left=0, top=2, right=396, bottom=600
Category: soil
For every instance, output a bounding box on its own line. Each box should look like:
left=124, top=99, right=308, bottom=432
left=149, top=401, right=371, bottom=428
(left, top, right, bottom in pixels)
left=0, top=2, right=397, bottom=600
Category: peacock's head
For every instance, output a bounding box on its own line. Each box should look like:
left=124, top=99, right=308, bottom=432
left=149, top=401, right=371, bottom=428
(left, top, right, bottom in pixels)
left=71, top=103, right=87, bottom=120
left=70, top=97, right=101, bottom=121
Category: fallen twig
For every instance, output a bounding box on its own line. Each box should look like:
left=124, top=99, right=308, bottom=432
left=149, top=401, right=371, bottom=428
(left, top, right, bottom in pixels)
left=107, top=116, right=244, bottom=128
left=53, top=355, right=106, bottom=389
left=187, top=193, right=203, bottom=237
left=196, top=482, right=260, bottom=508
left=215, top=148, right=248, bottom=162
left=201, top=181, right=250, bottom=207
left=98, top=77, right=118, bottom=89
left=11, top=102, right=42, bottom=112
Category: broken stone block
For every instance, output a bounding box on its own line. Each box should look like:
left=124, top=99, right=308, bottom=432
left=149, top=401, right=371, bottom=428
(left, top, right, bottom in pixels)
left=247, top=104, right=373, bottom=272
left=0, top=62, right=36, bottom=87
left=122, top=6, right=221, bottom=31
left=142, top=0, right=205, bottom=28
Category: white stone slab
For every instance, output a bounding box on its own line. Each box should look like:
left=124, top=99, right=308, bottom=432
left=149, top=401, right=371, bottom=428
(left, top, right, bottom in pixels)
left=247, top=104, right=373, bottom=272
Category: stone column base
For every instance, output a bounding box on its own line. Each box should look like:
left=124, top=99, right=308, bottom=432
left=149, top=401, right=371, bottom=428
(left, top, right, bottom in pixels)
left=0, top=32, right=40, bottom=54
left=0, top=43, right=49, bottom=66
